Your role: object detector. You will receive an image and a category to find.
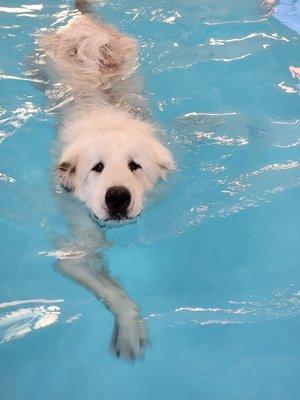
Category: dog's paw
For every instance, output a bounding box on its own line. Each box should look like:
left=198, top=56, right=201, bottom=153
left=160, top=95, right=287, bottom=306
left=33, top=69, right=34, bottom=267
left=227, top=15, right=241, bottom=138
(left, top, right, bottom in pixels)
left=110, top=315, right=148, bottom=361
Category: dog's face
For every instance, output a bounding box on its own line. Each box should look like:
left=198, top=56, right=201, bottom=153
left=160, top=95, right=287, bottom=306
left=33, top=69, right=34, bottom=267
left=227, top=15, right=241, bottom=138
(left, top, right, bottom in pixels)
left=58, top=128, right=175, bottom=223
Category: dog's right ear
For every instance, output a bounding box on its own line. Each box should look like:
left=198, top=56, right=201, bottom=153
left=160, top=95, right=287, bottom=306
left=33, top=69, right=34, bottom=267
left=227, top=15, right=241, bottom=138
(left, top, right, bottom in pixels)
left=57, top=156, right=77, bottom=192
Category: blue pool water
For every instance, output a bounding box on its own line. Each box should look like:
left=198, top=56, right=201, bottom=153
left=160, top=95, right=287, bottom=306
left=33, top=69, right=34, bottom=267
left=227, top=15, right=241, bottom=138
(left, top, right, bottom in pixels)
left=1, top=1, right=300, bottom=399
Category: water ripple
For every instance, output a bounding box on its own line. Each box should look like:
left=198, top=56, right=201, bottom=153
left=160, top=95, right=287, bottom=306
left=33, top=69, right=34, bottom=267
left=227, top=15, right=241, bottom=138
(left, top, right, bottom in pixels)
left=0, top=73, right=44, bottom=84
left=0, top=172, right=15, bottom=183
left=207, top=33, right=289, bottom=46
left=203, top=18, right=268, bottom=26
left=147, top=286, right=300, bottom=326
left=194, top=31, right=290, bottom=65
left=0, top=299, right=63, bottom=344
left=277, top=81, right=297, bottom=94
left=213, top=53, right=252, bottom=62
left=186, top=158, right=299, bottom=226
left=274, top=139, right=300, bottom=148
left=0, top=5, right=43, bottom=14
left=0, top=102, right=40, bottom=143
left=196, top=131, right=249, bottom=146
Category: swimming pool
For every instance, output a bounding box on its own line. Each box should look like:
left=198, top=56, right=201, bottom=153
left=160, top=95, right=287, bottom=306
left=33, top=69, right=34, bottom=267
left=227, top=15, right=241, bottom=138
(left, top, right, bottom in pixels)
left=0, top=0, right=300, bottom=398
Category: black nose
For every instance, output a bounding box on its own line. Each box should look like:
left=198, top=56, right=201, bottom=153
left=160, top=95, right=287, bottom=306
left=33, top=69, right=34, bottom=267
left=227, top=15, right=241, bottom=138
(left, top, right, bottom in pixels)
left=105, top=186, right=131, bottom=219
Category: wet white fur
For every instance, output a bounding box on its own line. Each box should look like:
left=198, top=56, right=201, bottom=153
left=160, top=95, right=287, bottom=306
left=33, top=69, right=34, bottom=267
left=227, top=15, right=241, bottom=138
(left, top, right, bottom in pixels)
left=41, top=14, right=175, bottom=220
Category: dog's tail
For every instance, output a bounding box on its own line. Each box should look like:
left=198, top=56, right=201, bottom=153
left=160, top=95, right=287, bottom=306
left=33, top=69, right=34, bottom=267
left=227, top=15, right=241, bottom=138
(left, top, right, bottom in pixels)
left=41, top=2, right=138, bottom=90
left=75, top=0, right=94, bottom=14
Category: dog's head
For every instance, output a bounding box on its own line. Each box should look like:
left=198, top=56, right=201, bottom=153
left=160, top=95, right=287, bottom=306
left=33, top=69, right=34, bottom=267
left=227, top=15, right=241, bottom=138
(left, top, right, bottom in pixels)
left=57, top=110, right=175, bottom=223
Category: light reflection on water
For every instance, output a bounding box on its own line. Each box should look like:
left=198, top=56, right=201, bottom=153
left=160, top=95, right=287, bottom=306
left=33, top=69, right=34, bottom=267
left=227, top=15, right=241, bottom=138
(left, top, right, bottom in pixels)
left=0, top=299, right=63, bottom=344
left=148, top=284, right=300, bottom=326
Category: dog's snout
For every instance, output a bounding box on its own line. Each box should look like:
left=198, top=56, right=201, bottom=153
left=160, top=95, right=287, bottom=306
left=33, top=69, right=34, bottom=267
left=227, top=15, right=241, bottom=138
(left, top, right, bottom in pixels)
left=105, top=186, right=131, bottom=219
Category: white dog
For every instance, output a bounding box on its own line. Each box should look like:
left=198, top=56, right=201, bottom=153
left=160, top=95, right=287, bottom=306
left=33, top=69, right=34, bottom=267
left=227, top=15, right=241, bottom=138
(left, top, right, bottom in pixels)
left=40, top=0, right=175, bottom=224
left=36, top=0, right=175, bottom=361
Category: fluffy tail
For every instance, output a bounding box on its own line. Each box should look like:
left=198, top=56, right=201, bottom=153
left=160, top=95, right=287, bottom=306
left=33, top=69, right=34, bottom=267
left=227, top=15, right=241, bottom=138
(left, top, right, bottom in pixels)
left=41, top=7, right=138, bottom=90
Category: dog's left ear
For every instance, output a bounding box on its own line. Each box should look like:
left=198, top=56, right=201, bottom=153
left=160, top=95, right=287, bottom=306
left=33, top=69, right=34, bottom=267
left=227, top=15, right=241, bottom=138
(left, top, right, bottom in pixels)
left=151, top=139, right=176, bottom=179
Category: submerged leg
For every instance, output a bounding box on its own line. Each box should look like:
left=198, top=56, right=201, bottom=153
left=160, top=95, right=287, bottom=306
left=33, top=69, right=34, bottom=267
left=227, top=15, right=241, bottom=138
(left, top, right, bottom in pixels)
left=54, top=252, right=148, bottom=360
left=49, top=195, right=148, bottom=361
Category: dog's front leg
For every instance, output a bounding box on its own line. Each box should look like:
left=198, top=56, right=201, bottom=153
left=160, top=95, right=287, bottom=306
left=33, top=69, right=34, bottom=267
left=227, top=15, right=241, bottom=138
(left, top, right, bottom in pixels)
left=50, top=195, right=148, bottom=360
left=54, top=252, right=148, bottom=361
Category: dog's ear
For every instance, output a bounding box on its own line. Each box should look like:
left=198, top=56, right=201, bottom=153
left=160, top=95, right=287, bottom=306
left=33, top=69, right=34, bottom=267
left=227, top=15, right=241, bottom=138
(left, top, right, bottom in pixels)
left=151, top=139, right=176, bottom=179
left=57, top=153, right=78, bottom=192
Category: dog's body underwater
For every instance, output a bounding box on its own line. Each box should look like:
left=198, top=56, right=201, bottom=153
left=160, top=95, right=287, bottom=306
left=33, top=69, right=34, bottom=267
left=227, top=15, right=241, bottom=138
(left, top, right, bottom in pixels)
left=39, top=1, right=175, bottom=223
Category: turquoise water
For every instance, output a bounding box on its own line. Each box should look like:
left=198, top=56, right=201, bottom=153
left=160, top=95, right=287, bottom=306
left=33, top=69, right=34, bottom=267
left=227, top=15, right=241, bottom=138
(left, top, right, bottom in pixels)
left=1, top=1, right=300, bottom=399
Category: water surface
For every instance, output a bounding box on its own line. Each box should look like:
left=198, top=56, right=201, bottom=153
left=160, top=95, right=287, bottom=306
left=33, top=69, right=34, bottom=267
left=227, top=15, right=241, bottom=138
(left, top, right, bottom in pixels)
left=0, top=1, right=300, bottom=399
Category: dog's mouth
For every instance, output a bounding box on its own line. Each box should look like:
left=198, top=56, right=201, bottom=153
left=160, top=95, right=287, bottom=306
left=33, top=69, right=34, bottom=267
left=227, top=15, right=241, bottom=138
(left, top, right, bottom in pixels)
left=91, top=213, right=140, bottom=228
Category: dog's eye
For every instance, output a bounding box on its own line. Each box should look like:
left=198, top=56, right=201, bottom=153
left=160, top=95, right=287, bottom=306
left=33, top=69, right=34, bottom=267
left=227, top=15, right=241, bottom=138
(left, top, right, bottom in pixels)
left=92, top=162, right=104, bottom=173
left=128, top=161, right=141, bottom=171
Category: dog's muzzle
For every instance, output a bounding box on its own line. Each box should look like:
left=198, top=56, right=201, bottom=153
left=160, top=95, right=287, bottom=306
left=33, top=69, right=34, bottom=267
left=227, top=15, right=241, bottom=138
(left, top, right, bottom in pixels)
left=105, top=185, right=131, bottom=220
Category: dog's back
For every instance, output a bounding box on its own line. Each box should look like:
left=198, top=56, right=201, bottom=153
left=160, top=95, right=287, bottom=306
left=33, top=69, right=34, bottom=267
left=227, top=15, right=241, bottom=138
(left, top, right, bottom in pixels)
left=40, top=1, right=138, bottom=91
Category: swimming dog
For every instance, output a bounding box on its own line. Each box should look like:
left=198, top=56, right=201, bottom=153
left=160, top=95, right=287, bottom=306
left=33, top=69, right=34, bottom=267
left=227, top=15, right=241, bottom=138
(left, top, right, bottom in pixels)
left=39, top=0, right=175, bottom=224
left=37, top=0, right=175, bottom=361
